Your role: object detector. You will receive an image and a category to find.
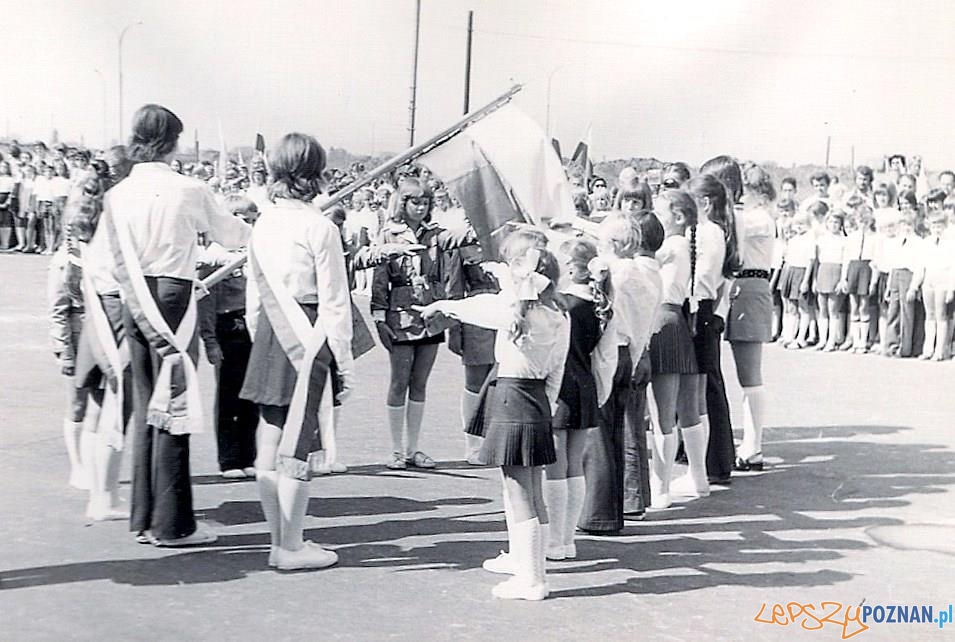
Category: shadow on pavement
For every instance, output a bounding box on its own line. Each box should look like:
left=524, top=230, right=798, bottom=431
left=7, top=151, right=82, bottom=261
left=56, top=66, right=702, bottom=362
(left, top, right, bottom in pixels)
left=2, top=424, right=953, bottom=596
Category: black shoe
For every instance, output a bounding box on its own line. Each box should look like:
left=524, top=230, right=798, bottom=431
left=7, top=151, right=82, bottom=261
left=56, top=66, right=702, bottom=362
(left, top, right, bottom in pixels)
left=734, top=455, right=764, bottom=472
left=708, top=475, right=732, bottom=485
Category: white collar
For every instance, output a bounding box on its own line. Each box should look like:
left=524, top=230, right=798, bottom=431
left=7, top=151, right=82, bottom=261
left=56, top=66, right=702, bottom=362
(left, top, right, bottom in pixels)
left=560, top=282, right=593, bottom=301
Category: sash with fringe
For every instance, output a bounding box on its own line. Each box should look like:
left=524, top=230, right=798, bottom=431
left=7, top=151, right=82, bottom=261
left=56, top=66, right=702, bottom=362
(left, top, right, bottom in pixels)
left=248, top=238, right=335, bottom=469
left=79, top=240, right=129, bottom=450
left=105, top=212, right=204, bottom=435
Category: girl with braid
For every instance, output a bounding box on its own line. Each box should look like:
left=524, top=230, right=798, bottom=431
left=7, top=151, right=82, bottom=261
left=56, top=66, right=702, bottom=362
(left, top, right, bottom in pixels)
left=646, top=189, right=700, bottom=509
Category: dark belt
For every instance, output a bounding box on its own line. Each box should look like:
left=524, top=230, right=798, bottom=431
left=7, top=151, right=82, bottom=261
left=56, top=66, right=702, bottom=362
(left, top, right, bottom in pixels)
left=738, top=269, right=770, bottom=280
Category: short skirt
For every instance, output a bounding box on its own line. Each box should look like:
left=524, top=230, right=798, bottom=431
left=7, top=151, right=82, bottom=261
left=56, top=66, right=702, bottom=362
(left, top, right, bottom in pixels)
left=814, top=262, right=843, bottom=294
left=449, top=322, right=496, bottom=366
left=845, top=260, right=872, bottom=296
left=648, top=303, right=698, bottom=375
left=780, top=266, right=808, bottom=300
left=239, top=304, right=341, bottom=407
left=476, top=377, right=556, bottom=467
left=0, top=203, right=12, bottom=226
left=725, top=277, right=774, bottom=343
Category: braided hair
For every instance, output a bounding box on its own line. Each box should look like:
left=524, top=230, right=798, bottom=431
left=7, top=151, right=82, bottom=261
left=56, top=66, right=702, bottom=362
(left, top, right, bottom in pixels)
left=687, top=172, right=740, bottom=278
left=660, top=189, right=699, bottom=301
left=559, top=238, right=613, bottom=331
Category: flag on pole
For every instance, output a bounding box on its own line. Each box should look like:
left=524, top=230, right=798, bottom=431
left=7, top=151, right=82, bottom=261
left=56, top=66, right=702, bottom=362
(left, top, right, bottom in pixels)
left=571, top=123, right=593, bottom=187
left=255, top=133, right=266, bottom=155
left=417, top=104, right=575, bottom=256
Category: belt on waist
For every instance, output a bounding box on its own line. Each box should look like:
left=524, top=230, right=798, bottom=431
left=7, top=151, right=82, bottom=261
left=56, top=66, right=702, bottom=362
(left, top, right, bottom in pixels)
left=737, top=269, right=770, bottom=280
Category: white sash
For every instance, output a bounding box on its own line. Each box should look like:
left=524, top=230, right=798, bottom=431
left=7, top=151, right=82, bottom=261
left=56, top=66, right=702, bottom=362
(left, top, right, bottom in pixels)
left=106, top=211, right=203, bottom=435
left=249, top=235, right=335, bottom=462
left=79, top=243, right=129, bottom=450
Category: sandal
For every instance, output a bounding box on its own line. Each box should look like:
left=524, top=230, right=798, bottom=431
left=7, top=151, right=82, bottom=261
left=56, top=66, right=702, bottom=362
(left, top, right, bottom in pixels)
left=406, top=451, right=436, bottom=469
left=386, top=452, right=407, bottom=470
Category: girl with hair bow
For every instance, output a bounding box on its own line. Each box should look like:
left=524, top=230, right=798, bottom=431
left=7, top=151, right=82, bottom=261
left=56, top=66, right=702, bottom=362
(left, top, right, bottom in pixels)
left=417, top=238, right=570, bottom=601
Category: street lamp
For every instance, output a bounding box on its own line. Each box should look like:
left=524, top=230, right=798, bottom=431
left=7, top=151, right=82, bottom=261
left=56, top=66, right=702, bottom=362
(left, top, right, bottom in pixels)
left=93, top=69, right=107, bottom=148
left=118, top=20, right=143, bottom=143
left=545, top=63, right=571, bottom=138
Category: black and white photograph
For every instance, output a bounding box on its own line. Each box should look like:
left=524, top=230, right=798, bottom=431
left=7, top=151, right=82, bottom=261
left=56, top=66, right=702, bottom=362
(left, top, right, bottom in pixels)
left=1, top=1, right=953, bottom=639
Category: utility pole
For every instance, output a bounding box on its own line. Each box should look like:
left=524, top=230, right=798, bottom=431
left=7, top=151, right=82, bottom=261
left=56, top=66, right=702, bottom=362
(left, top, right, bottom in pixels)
left=118, top=21, right=143, bottom=143
left=407, top=0, right=422, bottom=147
left=825, top=135, right=831, bottom=170
left=851, top=145, right=855, bottom=170
left=463, top=10, right=473, bottom=115
left=194, top=128, right=200, bottom=163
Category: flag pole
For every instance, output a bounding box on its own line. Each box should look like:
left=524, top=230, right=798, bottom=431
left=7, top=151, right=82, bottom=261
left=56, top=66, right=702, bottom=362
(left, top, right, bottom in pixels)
left=198, top=84, right=523, bottom=295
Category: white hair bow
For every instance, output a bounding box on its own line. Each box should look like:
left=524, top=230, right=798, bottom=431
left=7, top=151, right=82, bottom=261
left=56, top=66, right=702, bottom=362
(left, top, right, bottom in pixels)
left=511, top=247, right=551, bottom=301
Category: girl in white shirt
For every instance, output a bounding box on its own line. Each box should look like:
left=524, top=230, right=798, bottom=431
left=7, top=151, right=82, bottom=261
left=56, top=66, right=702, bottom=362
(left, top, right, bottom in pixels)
left=813, top=210, right=848, bottom=352
left=647, top=189, right=701, bottom=509
left=240, top=133, right=351, bottom=571
left=782, top=212, right=816, bottom=349
left=914, top=210, right=954, bottom=360
left=0, top=161, right=15, bottom=250
left=419, top=236, right=570, bottom=602
left=840, top=206, right=877, bottom=353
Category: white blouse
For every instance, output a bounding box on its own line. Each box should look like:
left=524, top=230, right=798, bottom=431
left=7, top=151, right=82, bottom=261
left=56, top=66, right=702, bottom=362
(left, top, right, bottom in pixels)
left=784, top=233, right=816, bottom=269
left=690, top=218, right=726, bottom=301
left=104, top=162, right=250, bottom=280
left=245, top=198, right=354, bottom=371
left=816, top=234, right=846, bottom=265
left=844, top=229, right=877, bottom=262
left=656, top=235, right=691, bottom=306
left=432, top=292, right=570, bottom=411
left=736, top=205, right=775, bottom=271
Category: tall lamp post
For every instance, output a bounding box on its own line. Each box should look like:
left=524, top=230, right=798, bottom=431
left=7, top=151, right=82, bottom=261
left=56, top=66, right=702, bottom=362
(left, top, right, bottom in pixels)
left=93, top=68, right=107, bottom=148
left=545, top=64, right=569, bottom=138
left=118, top=20, right=143, bottom=143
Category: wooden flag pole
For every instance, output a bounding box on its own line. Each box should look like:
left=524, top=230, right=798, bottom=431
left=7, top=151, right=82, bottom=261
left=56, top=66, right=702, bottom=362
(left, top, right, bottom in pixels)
left=197, top=84, right=523, bottom=295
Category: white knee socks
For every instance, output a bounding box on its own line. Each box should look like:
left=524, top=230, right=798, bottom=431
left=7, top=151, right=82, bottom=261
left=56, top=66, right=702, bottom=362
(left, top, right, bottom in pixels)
left=651, top=431, right=677, bottom=508
left=564, top=476, right=586, bottom=556
left=387, top=404, right=405, bottom=454
left=461, top=390, right=483, bottom=461
left=679, top=423, right=710, bottom=496
left=405, top=400, right=425, bottom=457
left=64, top=419, right=87, bottom=489
left=491, top=517, right=547, bottom=600
left=543, top=478, right=568, bottom=559
left=256, top=470, right=282, bottom=561
left=277, top=475, right=310, bottom=552
left=740, top=385, right=766, bottom=460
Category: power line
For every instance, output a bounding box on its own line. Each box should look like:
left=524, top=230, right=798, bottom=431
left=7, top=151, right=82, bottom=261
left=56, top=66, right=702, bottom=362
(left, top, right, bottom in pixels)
left=471, top=28, right=955, bottom=64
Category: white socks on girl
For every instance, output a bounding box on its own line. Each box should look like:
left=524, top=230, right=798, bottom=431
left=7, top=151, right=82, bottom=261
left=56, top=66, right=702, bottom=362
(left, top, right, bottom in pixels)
left=86, top=433, right=127, bottom=521
left=273, top=474, right=338, bottom=571
left=676, top=423, right=710, bottom=498
left=543, top=479, right=568, bottom=560
left=650, top=431, right=678, bottom=509
left=491, top=517, right=548, bottom=601
left=64, top=419, right=89, bottom=489
left=461, top=389, right=484, bottom=464
left=405, top=399, right=425, bottom=458
left=739, top=385, right=766, bottom=461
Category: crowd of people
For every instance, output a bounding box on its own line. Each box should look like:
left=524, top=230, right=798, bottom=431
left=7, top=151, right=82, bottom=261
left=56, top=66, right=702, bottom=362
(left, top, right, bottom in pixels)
left=4, top=102, right=952, bottom=602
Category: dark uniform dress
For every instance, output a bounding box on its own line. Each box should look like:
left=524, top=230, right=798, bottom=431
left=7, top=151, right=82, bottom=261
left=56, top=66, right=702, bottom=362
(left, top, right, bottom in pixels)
left=445, top=242, right=500, bottom=366
left=553, top=292, right=601, bottom=431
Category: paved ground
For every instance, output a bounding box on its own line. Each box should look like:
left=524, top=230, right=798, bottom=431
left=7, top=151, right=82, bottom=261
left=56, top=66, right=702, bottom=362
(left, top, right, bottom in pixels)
left=1, top=253, right=954, bottom=641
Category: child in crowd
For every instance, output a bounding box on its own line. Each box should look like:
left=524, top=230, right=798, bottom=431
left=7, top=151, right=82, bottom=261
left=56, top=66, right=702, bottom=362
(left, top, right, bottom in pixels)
left=878, top=207, right=922, bottom=357
left=780, top=212, right=815, bottom=348
left=841, top=205, right=877, bottom=353
left=418, top=238, right=570, bottom=601
left=35, top=164, right=57, bottom=254
left=647, top=189, right=700, bottom=509
left=813, top=210, right=847, bottom=351
left=15, top=164, right=36, bottom=252
left=770, top=199, right=795, bottom=341
left=544, top=238, right=608, bottom=558
left=914, top=210, right=953, bottom=360
left=0, top=161, right=15, bottom=250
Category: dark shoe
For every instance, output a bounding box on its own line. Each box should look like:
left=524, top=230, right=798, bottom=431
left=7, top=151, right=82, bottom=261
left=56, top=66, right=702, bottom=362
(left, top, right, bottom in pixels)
left=734, top=455, right=764, bottom=472
left=708, top=475, right=732, bottom=485
left=577, top=527, right=622, bottom=536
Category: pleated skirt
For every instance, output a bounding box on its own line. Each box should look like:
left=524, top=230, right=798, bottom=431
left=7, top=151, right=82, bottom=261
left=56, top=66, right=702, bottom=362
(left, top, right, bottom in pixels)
left=648, top=303, right=698, bottom=375
left=472, top=377, right=556, bottom=467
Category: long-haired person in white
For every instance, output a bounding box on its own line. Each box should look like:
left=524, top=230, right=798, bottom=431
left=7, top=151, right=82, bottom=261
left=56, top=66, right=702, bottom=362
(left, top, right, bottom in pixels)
left=730, top=163, right=778, bottom=470
left=106, top=104, right=250, bottom=546
left=239, top=133, right=353, bottom=570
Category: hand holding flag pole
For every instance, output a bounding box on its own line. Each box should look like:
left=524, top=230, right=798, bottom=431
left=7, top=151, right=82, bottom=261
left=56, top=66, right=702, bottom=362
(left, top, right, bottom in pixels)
left=198, top=84, right=523, bottom=296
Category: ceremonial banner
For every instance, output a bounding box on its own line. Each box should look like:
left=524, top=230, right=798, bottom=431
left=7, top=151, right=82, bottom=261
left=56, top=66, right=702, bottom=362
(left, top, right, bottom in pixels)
left=418, top=104, right=576, bottom=256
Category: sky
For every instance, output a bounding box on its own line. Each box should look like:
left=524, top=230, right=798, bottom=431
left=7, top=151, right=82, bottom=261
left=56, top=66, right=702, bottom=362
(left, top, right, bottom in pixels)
left=3, top=0, right=955, bottom=169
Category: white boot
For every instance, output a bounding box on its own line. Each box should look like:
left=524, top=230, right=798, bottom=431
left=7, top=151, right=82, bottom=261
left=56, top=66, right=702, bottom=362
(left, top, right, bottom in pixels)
left=86, top=435, right=128, bottom=521
left=542, top=478, right=568, bottom=560
left=492, top=518, right=548, bottom=600
left=484, top=485, right=517, bottom=574
left=64, top=420, right=88, bottom=489
left=739, top=385, right=767, bottom=464
left=673, top=423, right=710, bottom=498
left=564, top=476, right=586, bottom=558
left=461, top=389, right=484, bottom=465
left=651, top=432, right=677, bottom=509
left=274, top=474, right=337, bottom=570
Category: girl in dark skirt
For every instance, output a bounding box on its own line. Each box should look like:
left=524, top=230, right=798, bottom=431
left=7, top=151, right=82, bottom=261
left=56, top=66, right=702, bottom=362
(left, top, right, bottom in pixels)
left=813, top=210, right=848, bottom=352
left=240, top=133, right=351, bottom=571
left=842, top=206, right=876, bottom=353
left=544, top=238, right=609, bottom=559
left=418, top=238, right=569, bottom=601
left=647, top=190, right=701, bottom=509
